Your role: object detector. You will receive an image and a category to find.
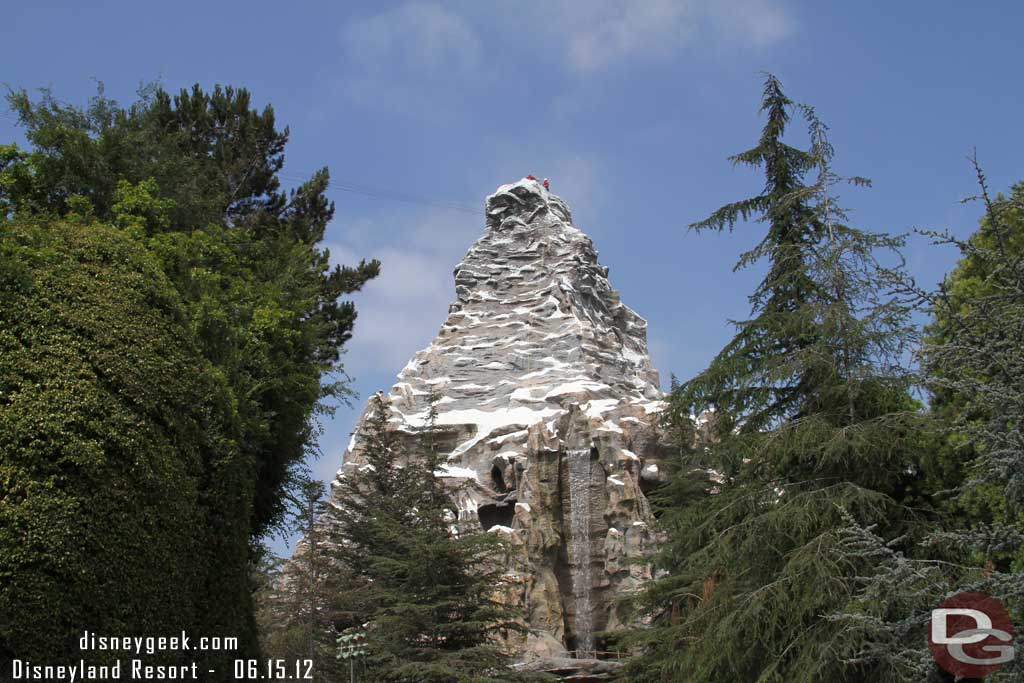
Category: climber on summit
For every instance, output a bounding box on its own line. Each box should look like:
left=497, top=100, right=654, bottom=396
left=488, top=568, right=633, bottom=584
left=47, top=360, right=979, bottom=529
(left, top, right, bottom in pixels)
left=543, top=178, right=550, bottom=190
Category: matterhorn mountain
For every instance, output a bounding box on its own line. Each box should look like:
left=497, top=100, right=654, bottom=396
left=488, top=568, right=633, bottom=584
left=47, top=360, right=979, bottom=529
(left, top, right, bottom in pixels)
left=323, top=177, right=670, bottom=659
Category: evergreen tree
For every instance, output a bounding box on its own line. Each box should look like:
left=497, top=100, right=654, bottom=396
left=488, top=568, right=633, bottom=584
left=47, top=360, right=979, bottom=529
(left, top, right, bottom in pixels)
left=256, top=472, right=345, bottom=682
left=921, top=177, right=1024, bottom=539
left=918, top=164, right=1024, bottom=673
left=820, top=164, right=1024, bottom=683
left=682, top=74, right=822, bottom=434
left=621, top=76, right=931, bottom=682
left=327, top=394, right=550, bottom=683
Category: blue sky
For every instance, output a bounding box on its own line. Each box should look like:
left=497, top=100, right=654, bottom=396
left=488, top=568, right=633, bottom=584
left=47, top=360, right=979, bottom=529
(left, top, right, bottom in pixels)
left=3, top=1, right=1022, bottom=555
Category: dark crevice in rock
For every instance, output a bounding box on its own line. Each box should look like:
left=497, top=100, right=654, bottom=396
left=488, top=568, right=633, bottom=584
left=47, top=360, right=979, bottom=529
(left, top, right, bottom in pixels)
left=491, top=464, right=508, bottom=493
left=477, top=503, right=514, bottom=531
left=552, top=450, right=577, bottom=653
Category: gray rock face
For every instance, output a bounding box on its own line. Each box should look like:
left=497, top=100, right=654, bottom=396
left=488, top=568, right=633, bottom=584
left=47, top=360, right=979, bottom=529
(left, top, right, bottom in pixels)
left=325, top=177, right=667, bottom=658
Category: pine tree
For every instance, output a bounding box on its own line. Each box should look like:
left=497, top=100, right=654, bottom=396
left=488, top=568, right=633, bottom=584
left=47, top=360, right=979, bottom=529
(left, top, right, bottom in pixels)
left=327, top=394, right=551, bottom=683
left=681, top=74, right=822, bottom=435
left=256, top=472, right=345, bottom=681
left=621, top=75, right=931, bottom=682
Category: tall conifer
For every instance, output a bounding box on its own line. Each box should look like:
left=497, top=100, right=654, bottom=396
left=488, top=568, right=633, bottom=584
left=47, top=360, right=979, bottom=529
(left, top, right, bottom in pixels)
left=622, top=76, right=929, bottom=682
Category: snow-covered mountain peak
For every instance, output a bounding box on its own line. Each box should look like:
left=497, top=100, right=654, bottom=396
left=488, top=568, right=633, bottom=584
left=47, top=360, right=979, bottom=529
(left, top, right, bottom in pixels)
left=324, top=179, right=668, bottom=658
left=485, top=176, right=572, bottom=228
left=383, top=177, right=662, bottom=447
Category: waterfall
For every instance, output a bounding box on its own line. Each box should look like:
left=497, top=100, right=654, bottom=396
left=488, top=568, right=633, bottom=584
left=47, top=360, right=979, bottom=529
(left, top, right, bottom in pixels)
left=567, top=449, right=594, bottom=658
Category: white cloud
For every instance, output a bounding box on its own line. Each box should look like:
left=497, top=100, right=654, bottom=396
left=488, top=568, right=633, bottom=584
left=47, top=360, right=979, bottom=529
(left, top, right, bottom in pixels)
left=342, top=1, right=481, bottom=75
left=646, top=334, right=672, bottom=391
left=345, top=253, right=451, bottom=373
left=539, top=0, right=793, bottom=73
left=338, top=2, right=482, bottom=111
left=707, top=0, right=794, bottom=47
left=332, top=0, right=792, bottom=111
left=325, top=207, right=482, bottom=375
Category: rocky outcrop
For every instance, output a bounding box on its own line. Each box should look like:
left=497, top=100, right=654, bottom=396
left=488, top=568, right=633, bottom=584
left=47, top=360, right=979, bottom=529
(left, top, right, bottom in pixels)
left=324, top=177, right=668, bottom=658
left=514, top=656, right=623, bottom=681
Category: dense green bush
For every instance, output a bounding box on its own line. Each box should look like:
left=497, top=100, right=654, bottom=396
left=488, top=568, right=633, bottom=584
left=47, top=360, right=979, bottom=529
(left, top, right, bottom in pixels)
left=0, top=219, right=254, bottom=668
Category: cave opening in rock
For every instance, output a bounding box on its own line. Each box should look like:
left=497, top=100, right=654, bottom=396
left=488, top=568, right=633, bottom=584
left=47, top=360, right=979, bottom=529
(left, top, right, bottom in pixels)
left=637, top=469, right=658, bottom=496
left=477, top=503, right=514, bottom=531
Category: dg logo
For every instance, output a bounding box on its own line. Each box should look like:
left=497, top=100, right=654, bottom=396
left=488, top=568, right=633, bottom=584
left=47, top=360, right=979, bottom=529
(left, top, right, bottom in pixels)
left=929, top=592, right=1015, bottom=678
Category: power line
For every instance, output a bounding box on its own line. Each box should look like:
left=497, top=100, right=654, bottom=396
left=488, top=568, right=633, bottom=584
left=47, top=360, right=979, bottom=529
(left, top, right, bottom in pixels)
left=277, top=171, right=482, bottom=216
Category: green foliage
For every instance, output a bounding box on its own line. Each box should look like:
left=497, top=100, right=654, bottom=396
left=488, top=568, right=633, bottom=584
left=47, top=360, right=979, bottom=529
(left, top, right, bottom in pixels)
left=3, top=83, right=380, bottom=539
left=622, top=76, right=933, bottom=682
left=2, top=83, right=271, bottom=227
left=921, top=180, right=1024, bottom=532
left=255, top=472, right=347, bottom=681
left=821, top=514, right=959, bottom=682
left=1, top=81, right=379, bottom=676
left=111, top=177, right=175, bottom=233
left=916, top=165, right=1024, bottom=635
left=0, top=143, right=45, bottom=217
left=0, top=220, right=255, bottom=670
left=327, top=394, right=551, bottom=683
left=759, top=157, right=1024, bottom=683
